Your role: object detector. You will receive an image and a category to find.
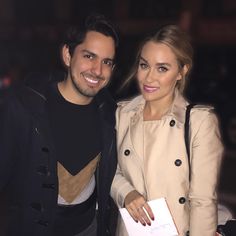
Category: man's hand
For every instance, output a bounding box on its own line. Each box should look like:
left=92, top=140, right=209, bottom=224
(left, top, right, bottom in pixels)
left=124, top=190, right=154, bottom=226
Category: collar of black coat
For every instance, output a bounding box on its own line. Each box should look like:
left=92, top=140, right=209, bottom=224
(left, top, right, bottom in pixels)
left=16, top=71, right=117, bottom=126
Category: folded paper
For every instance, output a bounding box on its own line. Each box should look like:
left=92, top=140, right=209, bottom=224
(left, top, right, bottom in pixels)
left=119, top=198, right=178, bottom=236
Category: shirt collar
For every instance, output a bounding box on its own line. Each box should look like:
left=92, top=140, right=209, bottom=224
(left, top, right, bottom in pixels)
left=122, top=89, right=188, bottom=124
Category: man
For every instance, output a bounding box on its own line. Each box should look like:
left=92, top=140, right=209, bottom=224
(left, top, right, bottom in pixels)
left=0, top=14, right=118, bottom=236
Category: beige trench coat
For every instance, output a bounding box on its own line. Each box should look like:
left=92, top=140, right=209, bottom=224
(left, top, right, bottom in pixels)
left=111, top=91, right=223, bottom=236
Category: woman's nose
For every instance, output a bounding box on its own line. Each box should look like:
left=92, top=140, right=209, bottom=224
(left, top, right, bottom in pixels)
left=145, top=69, right=156, bottom=83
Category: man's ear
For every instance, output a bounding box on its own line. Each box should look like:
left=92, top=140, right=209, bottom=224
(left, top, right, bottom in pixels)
left=61, top=45, right=71, bottom=67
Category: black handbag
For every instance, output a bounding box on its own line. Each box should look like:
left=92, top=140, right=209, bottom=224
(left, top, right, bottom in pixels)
left=217, top=220, right=236, bottom=236
left=184, top=104, right=236, bottom=236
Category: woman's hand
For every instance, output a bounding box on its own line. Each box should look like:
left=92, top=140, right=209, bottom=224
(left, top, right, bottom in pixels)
left=124, top=190, right=154, bottom=226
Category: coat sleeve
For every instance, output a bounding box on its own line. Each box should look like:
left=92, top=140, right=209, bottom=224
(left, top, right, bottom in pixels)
left=110, top=104, right=136, bottom=208
left=189, top=109, right=224, bottom=236
left=0, top=93, right=19, bottom=191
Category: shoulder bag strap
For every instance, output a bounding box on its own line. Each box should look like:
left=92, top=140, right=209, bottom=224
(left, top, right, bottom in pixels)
left=184, top=103, right=196, bottom=181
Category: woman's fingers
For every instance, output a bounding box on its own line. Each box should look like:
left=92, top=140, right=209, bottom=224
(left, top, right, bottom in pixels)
left=143, top=202, right=155, bottom=221
left=137, top=207, right=150, bottom=225
left=136, top=203, right=154, bottom=226
left=126, top=206, right=139, bottom=223
left=124, top=190, right=155, bottom=226
left=127, top=206, right=147, bottom=226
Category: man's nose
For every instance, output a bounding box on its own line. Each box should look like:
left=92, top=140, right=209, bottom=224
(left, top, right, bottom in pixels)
left=91, top=60, right=102, bottom=76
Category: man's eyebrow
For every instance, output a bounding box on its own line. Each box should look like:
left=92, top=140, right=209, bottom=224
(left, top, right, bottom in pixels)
left=82, top=49, right=96, bottom=57
left=82, top=49, right=114, bottom=62
left=140, top=57, right=148, bottom=63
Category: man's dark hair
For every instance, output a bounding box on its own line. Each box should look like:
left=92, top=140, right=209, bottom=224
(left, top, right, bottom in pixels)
left=63, top=14, right=119, bottom=56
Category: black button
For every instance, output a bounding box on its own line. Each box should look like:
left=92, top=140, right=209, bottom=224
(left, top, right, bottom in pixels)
left=42, top=183, right=55, bottom=189
left=35, top=127, right=40, bottom=134
left=175, top=159, right=182, bottom=166
left=124, top=149, right=130, bottom=156
left=35, top=220, right=49, bottom=227
left=37, top=165, right=50, bottom=176
left=98, top=103, right=105, bottom=109
left=30, top=202, right=43, bottom=212
left=186, top=230, right=190, bottom=236
left=41, top=147, right=49, bottom=153
left=179, top=197, right=186, bottom=204
left=169, top=120, right=175, bottom=127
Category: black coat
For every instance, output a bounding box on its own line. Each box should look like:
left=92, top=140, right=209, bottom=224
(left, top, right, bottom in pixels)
left=0, top=78, right=117, bottom=236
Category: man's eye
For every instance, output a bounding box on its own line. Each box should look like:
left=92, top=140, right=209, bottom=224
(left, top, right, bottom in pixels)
left=139, top=63, right=148, bottom=69
left=103, top=60, right=113, bottom=67
left=158, top=66, right=168, bottom=72
left=84, top=54, right=93, bottom=59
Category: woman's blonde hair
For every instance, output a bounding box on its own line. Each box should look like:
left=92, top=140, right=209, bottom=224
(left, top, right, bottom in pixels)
left=122, top=25, right=193, bottom=93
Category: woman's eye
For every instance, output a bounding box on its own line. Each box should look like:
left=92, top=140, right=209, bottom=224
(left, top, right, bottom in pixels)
left=158, top=66, right=168, bottom=72
left=139, top=63, right=148, bottom=69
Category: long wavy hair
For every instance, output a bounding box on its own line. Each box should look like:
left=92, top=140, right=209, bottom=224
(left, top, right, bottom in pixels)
left=122, top=25, right=193, bottom=94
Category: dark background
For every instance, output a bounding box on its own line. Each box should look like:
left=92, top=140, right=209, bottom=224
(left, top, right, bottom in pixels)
left=0, top=0, right=236, bottom=233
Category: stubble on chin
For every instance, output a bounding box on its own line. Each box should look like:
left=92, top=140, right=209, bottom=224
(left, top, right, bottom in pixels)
left=71, top=74, right=99, bottom=98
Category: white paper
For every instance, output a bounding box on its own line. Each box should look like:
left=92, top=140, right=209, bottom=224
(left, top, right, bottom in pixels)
left=119, top=198, right=178, bottom=236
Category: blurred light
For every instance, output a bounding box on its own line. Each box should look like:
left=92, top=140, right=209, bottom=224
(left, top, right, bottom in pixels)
left=0, top=75, right=12, bottom=89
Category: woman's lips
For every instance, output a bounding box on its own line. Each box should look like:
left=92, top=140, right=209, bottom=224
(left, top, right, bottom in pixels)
left=143, top=85, right=159, bottom=93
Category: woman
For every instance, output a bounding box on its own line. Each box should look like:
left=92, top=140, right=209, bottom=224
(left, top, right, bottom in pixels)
left=111, top=25, right=223, bottom=236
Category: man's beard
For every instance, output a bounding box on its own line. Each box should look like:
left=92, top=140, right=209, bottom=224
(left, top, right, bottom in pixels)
left=71, top=73, right=98, bottom=98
